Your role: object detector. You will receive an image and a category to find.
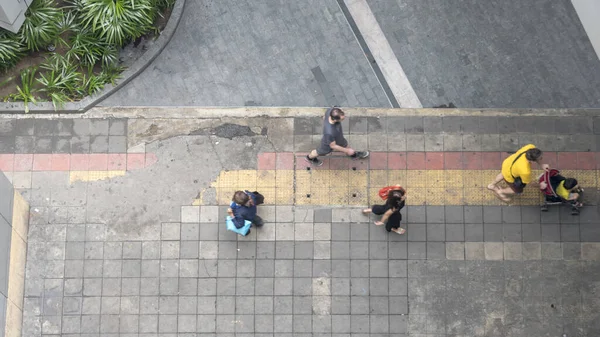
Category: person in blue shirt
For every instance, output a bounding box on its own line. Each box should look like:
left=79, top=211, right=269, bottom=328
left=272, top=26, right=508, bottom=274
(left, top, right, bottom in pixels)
left=227, top=190, right=264, bottom=231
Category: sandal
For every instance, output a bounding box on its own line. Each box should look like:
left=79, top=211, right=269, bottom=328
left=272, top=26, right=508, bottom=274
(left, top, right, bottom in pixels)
left=395, top=228, right=406, bottom=235
left=374, top=221, right=384, bottom=226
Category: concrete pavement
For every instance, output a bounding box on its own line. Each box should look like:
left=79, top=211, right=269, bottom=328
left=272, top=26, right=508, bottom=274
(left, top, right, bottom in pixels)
left=101, top=0, right=600, bottom=108
left=1, top=108, right=600, bottom=336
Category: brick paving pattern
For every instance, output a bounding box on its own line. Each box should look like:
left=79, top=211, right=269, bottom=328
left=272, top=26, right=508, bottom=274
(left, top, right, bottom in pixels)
left=0, top=114, right=599, bottom=336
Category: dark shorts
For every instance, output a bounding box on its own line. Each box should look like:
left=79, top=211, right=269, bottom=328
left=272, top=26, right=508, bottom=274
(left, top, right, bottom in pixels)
left=316, top=138, right=348, bottom=156
left=504, top=178, right=525, bottom=194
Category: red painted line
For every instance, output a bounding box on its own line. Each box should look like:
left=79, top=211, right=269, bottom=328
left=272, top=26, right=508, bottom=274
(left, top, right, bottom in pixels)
left=0, top=153, right=158, bottom=172
left=257, top=151, right=600, bottom=170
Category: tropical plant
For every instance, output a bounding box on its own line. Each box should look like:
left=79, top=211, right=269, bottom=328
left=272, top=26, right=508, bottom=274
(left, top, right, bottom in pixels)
left=78, top=0, right=156, bottom=46
left=66, top=27, right=105, bottom=65
left=6, top=67, right=39, bottom=112
left=152, top=0, right=175, bottom=11
left=39, top=54, right=81, bottom=97
left=18, top=0, right=62, bottom=51
left=79, top=67, right=106, bottom=96
left=98, top=64, right=124, bottom=86
left=0, top=31, right=25, bottom=71
left=57, top=9, right=79, bottom=34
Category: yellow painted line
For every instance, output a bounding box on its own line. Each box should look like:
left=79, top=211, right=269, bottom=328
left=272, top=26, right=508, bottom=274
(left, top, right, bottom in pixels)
left=194, top=169, right=599, bottom=206
left=70, top=170, right=126, bottom=183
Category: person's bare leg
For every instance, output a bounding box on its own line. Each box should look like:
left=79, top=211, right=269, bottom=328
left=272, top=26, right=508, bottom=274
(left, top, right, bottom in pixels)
left=307, top=149, right=319, bottom=159
left=495, top=187, right=514, bottom=202
left=488, top=173, right=504, bottom=191
left=362, top=208, right=372, bottom=214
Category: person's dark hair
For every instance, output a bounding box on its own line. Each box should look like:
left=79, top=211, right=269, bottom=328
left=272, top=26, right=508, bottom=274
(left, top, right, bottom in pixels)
left=525, top=148, right=543, bottom=161
left=387, top=188, right=405, bottom=200
left=330, top=108, right=344, bottom=121
left=386, top=188, right=405, bottom=208
left=233, top=191, right=249, bottom=205
left=563, top=178, right=578, bottom=190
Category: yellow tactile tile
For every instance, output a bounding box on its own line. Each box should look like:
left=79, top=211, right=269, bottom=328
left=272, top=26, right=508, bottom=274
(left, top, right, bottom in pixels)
left=276, top=170, right=294, bottom=187
left=198, top=168, right=600, bottom=206
left=257, top=170, right=276, bottom=188
left=387, top=170, right=406, bottom=185
left=69, top=171, right=89, bottom=184
left=349, top=170, right=368, bottom=188
left=464, top=188, right=485, bottom=205
left=231, top=170, right=254, bottom=188
left=275, top=189, right=294, bottom=204
left=425, top=170, right=445, bottom=185
left=217, top=170, right=238, bottom=187
left=405, top=170, right=427, bottom=188
left=444, top=171, right=463, bottom=188
left=425, top=188, right=445, bottom=205
left=348, top=188, right=368, bottom=206
left=330, top=187, right=349, bottom=205
left=407, top=188, right=427, bottom=205
left=445, top=188, right=464, bottom=205
left=369, top=170, right=388, bottom=186
left=310, top=170, right=331, bottom=187
left=562, top=170, right=596, bottom=187
left=73, top=170, right=126, bottom=182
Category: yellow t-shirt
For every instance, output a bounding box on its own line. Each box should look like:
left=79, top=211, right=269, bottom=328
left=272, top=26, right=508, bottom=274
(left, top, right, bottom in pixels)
left=501, top=144, right=536, bottom=183
left=556, top=181, right=570, bottom=200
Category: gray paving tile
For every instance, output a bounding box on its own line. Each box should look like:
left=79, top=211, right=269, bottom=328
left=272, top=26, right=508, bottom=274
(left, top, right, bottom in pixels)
left=446, top=223, right=465, bottom=242
left=90, top=135, right=109, bottom=153
left=542, top=224, right=561, bottom=242
left=503, top=223, right=522, bottom=242
left=407, top=223, right=426, bottom=241
left=90, top=119, right=109, bottom=135
left=108, top=136, right=127, bottom=153
left=14, top=135, right=34, bottom=153
left=426, top=223, right=445, bottom=241
left=408, top=242, right=427, bottom=259
left=109, top=119, right=127, bottom=135
left=465, top=223, right=484, bottom=242
left=33, top=136, right=52, bottom=153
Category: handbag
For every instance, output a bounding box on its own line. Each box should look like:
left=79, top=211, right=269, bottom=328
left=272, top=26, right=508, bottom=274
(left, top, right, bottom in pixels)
left=251, top=191, right=265, bottom=205
left=509, top=151, right=527, bottom=189
left=379, top=185, right=404, bottom=200
left=226, top=216, right=252, bottom=236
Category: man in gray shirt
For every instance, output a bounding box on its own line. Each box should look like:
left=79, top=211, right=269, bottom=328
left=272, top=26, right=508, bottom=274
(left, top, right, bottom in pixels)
left=305, top=108, right=370, bottom=166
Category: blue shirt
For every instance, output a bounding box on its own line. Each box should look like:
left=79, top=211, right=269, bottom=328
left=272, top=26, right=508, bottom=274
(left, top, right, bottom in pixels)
left=230, top=191, right=257, bottom=228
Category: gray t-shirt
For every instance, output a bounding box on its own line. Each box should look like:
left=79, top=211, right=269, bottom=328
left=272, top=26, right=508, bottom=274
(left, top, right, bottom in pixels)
left=318, top=108, right=346, bottom=154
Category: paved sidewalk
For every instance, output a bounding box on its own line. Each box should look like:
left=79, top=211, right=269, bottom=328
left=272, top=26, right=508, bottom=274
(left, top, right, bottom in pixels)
left=1, top=110, right=600, bottom=336
left=102, top=0, right=600, bottom=108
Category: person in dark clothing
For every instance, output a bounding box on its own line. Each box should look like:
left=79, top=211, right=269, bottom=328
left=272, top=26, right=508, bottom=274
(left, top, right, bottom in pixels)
left=305, top=107, right=369, bottom=166
left=227, top=191, right=264, bottom=230
left=362, top=188, right=406, bottom=234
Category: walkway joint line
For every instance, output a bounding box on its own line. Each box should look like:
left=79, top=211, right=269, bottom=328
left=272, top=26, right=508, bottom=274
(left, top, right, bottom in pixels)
left=340, top=0, right=423, bottom=108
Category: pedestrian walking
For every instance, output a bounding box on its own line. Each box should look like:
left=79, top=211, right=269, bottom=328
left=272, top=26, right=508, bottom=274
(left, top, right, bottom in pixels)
left=305, top=107, right=369, bottom=166
left=363, top=186, right=406, bottom=235
left=487, top=144, right=548, bottom=203
left=227, top=190, right=264, bottom=235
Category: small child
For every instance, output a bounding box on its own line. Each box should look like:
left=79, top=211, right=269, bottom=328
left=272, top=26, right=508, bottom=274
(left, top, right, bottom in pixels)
left=227, top=191, right=264, bottom=232
left=363, top=188, right=406, bottom=235
left=542, top=177, right=583, bottom=207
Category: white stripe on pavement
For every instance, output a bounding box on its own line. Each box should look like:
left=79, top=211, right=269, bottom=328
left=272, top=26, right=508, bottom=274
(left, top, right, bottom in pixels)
left=571, top=0, right=600, bottom=61
left=343, top=0, right=423, bottom=108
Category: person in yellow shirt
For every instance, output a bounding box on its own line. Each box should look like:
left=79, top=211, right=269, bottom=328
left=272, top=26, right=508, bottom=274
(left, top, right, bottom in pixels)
left=542, top=177, right=583, bottom=207
left=487, top=144, right=548, bottom=202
